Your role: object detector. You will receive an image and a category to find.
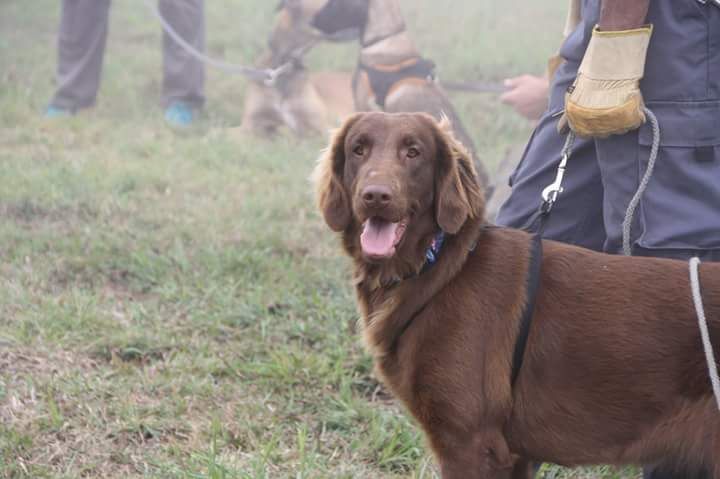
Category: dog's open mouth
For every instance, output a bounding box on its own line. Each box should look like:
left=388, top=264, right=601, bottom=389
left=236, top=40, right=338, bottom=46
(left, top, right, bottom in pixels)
left=360, top=217, right=407, bottom=259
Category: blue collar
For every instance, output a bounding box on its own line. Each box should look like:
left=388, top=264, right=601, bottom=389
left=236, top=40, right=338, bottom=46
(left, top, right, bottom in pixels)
left=381, top=231, right=446, bottom=289
left=421, top=231, right=446, bottom=272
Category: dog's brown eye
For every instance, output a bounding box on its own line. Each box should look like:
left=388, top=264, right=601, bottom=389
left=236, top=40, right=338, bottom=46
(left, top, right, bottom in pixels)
left=353, top=144, right=365, bottom=156
left=407, top=147, right=420, bottom=158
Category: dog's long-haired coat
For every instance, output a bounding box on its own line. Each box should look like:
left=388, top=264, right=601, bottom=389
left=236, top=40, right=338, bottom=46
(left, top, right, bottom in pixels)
left=315, top=112, right=720, bottom=478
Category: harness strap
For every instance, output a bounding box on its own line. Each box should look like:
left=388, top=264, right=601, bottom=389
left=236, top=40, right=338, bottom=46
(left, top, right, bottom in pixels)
left=511, top=233, right=543, bottom=386
left=362, top=25, right=407, bottom=48
left=358, top=57, right=436, bottom=109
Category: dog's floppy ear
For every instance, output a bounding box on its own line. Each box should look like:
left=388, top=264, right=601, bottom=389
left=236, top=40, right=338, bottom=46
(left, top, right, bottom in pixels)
left=312, top=0, right=369, bottom=35
left=431, top=116, right=485, bottom=234
left=313, top=114, right=362, bottom=232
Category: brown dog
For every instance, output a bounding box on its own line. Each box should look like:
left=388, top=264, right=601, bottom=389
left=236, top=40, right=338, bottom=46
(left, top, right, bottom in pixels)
left=314, top=111, right=720, bottom=478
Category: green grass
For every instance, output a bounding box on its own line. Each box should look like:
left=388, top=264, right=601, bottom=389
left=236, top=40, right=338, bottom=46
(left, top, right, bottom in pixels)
left=0, top=1, right=640, bottom=477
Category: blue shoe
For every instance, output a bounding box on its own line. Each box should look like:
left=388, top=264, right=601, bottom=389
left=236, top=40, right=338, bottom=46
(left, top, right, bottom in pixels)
left=164, top=102, right=195, bottom=128
left=44, top=105, right=74, bottom=118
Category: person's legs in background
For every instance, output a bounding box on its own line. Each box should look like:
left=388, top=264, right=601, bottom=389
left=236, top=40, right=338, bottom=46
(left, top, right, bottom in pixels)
left=47, top=0, right=112, bottom=116
left=159, top=0, right=205, bottom=127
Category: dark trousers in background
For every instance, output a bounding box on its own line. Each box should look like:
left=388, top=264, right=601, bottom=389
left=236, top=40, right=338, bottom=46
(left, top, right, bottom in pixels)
left=50, top=0, right=205, bottom=111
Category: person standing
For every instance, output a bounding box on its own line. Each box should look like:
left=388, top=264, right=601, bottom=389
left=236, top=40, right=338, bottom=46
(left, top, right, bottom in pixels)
left=46, top=0, right=205, bottom=127
left=497, top=0, right=719, bottom=478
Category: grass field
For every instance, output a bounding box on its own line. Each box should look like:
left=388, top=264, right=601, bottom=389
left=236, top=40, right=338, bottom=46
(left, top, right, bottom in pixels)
left=0, top=1, right=640, bottom=477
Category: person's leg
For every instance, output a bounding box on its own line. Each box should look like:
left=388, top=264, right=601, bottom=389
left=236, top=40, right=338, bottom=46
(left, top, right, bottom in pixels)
left=597, top=3, right=718, bottom=476
left=158, top=0, right=205, bottom=111
left=599, top=127, right=715, bottom=479
left=598, top=0, right=720, bottom=262
left=49, top=0, right=111, bottom=112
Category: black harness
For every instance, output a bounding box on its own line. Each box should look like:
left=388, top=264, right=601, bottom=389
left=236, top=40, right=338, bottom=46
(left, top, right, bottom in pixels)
left=510, top=233, right=543, bottom=386
left=507, top=194, right=554, bottom=387
left=357, top=57, right=436, bottom=109
left=388, top=226, right=542, bottom=387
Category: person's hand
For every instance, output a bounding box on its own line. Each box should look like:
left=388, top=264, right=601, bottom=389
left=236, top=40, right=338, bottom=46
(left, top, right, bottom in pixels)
left=500, top=75, right=549, bottom=122
left=558, top=25, right=652, bottom=138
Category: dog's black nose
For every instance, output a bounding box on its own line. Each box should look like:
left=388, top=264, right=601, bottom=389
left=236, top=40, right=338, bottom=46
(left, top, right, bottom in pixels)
left=361, top=185, right=392, bottom=209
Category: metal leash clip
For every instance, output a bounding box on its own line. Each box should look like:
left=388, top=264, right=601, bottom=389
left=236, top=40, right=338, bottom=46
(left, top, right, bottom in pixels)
left=697, top=0, right=720, bottom=8
left=540, top=150, right=569, bottom=213
left=263, top=61, right=294, bottom=87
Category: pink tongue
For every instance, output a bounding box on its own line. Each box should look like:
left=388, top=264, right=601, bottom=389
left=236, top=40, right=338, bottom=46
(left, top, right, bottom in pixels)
left=361, top=218, right=399, bottom=257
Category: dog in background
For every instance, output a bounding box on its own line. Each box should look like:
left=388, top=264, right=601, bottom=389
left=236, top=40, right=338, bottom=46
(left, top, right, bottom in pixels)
left=309, top=0, right=491, bottom=191
left=239, top=2, right=354, bottom=137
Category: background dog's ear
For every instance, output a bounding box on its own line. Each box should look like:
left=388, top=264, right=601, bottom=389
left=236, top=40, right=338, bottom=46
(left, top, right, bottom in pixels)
left=313, top=114, right=362, bottom=232
left=431, top=116, right=485, bottom=234
left=311, top=0, right=369, bottom=35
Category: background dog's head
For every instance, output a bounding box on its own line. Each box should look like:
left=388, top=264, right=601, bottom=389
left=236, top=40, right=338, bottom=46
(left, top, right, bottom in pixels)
left=270, top=0, right=362, bottom=69
left=310, top=0, right=369, bottom=37
left=314, top=112, right=484, bottom=265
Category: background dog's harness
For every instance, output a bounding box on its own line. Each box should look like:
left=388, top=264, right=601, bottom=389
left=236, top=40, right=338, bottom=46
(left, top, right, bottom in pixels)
left=358, top=57, right=437, bottom=109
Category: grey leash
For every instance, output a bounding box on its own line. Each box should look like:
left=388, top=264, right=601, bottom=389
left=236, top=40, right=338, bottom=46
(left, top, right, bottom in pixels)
left=689, top=257, right=720, bottom=412
left=551, top=113, right=720, bottom=411
left=544, top=106, right=660, bottom=257
left=622, top=107, right=660, bottom=256
left=141, top=0, right=293, bottom=85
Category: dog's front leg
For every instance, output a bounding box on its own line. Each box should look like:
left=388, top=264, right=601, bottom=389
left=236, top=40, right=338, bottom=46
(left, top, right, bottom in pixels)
left=437, top=455, right=528, bottom=479
left=430, top=429, right=516, bottom=479
left=510, top=458, right=534, bottom=479
left=438, top=455, right=494, bottom=479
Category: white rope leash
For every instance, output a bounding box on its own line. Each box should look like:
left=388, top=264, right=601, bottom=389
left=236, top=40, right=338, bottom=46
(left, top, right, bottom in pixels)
left=140, top=0, right=293, bottom=84
left=622, top=107, right=660, bottom=256
left=689, top=257, right=720, bottom=412
left=551, top=109, right=719, bottom=410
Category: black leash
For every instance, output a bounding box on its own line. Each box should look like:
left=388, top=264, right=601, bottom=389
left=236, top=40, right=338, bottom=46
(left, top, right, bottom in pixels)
left=509, top=130, right=575, bottom=386
left=510, top=232, right=543, bottom=386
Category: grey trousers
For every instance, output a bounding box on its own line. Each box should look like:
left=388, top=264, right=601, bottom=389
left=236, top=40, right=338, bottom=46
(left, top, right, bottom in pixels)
left=50, top=0, right=205, bottom=111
